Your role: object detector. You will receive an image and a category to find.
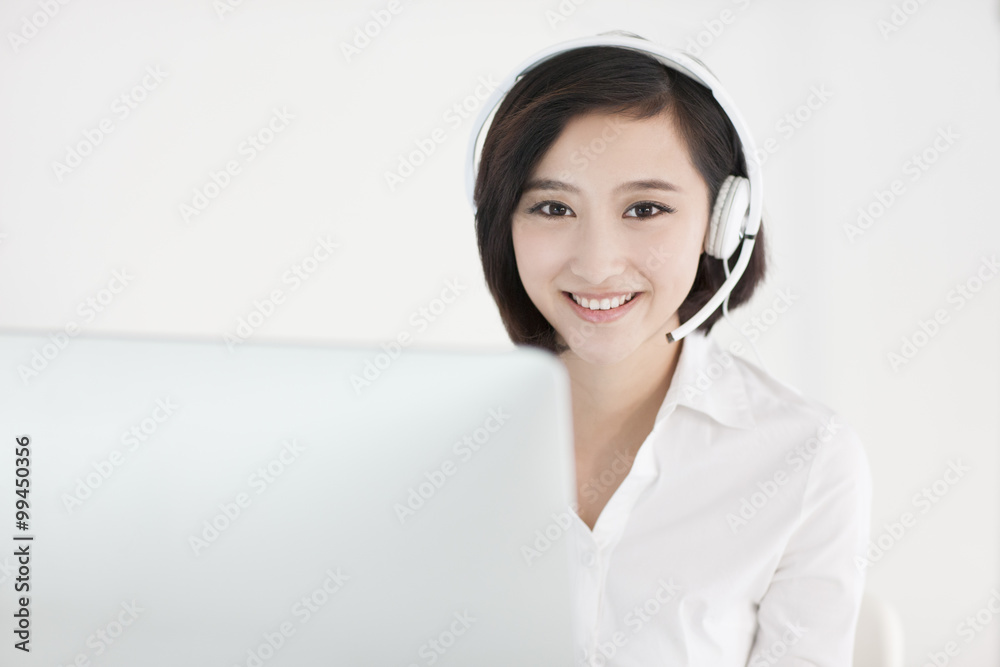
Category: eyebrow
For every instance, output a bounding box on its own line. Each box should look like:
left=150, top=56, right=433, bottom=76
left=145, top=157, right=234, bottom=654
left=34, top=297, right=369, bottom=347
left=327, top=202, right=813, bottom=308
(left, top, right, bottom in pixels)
left=521, top=178, right=682, bottom=195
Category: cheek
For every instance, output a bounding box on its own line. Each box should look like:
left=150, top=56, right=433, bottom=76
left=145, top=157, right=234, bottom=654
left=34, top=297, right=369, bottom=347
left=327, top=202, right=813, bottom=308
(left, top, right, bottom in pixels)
left=642, top=225, right=705, bottom=293
left=512, top=224, right=556, bottom=291
left=676, top=242, right=704, bottom=286
left=649, top=262, right=693, bottom=296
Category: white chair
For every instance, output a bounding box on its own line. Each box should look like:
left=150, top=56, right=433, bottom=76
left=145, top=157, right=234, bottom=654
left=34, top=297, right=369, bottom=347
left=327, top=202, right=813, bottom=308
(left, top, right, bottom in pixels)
left=853, top=590, right=905, bottom=667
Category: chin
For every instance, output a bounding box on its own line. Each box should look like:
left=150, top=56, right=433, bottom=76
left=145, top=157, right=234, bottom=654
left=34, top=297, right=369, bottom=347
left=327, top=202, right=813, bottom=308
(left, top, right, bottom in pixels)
left=557, top=331, right=637, bottom=365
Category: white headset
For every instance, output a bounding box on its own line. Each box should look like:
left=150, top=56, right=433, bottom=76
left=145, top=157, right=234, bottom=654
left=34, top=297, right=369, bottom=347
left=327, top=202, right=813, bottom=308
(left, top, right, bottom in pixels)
left=466, top=30, right=763, bottom=344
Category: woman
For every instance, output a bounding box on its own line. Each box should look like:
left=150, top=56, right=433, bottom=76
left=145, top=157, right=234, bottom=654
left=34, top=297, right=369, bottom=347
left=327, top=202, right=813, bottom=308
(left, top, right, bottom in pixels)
left=468, top=31, right=872, bottom=666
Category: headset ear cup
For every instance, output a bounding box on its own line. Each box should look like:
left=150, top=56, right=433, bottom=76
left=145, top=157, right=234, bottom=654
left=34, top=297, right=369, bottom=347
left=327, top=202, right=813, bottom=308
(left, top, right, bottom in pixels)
left=705, top=175, right=750, bottom=259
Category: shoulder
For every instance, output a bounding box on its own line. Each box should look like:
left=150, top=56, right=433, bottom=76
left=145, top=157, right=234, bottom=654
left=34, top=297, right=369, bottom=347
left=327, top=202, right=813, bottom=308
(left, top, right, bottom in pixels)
left=726, top=351, right=873, bottom=558
left=730, top=350, right=872, bottom=496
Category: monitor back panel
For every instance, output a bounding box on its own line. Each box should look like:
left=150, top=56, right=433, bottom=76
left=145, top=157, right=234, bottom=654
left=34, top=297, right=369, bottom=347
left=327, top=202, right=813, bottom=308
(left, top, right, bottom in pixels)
left=0, top=333, right=578, bottom=667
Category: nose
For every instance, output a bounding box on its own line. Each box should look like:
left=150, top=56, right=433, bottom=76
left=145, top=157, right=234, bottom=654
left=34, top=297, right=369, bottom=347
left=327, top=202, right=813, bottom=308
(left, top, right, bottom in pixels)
left=568, top=214, right=628, bottom=286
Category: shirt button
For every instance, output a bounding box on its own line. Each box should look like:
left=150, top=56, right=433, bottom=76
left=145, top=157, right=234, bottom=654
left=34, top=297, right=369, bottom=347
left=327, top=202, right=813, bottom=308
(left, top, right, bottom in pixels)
left=581, top=550, right=597, bottom=567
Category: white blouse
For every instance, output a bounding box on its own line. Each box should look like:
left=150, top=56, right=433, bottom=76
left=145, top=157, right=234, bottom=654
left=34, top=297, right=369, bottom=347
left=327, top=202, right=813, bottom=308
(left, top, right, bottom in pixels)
left=564, top=329, right=873, bottom=666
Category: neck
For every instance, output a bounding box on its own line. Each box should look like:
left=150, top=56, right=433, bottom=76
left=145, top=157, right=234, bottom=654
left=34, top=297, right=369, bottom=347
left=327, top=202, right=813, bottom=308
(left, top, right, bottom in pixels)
left=558, top=334, right=685, bottom=454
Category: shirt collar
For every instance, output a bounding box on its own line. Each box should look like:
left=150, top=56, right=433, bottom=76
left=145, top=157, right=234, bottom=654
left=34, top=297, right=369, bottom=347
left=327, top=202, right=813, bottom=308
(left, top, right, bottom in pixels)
left=654, top=330, right=757, bottom=431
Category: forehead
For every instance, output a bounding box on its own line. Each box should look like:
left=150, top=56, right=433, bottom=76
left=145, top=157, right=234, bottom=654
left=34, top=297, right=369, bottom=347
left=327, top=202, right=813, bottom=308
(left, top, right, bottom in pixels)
left=528, top=110, right=700, bottom=191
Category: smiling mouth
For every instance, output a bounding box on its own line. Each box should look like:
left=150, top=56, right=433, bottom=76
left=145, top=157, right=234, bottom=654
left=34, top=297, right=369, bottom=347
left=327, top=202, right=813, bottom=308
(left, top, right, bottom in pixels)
left=563, top=291, right=641, bottom=311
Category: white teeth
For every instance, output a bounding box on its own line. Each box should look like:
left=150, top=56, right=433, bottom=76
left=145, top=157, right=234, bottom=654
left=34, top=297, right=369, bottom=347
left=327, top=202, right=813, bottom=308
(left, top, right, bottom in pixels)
left=570, top=292, right=635, bottom=310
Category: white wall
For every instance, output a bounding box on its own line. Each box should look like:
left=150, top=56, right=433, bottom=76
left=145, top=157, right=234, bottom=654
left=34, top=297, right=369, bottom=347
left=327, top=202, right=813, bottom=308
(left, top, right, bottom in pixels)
left=1, top=0, right=997, bottom=663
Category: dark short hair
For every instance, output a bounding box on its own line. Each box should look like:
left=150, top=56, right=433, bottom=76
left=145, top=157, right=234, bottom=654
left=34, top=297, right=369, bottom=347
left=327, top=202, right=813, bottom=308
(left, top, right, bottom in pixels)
left=473, top=45, right=768, bottom=355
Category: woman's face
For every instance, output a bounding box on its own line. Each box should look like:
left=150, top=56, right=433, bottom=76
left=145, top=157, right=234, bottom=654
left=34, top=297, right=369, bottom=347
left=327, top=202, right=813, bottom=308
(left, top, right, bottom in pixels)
left=511, top=110, right=711, bottom=365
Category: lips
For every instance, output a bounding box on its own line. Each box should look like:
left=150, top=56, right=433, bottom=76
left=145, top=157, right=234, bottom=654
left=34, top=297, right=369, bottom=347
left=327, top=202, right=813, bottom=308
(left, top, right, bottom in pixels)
left=569, top=291, right=635, bottom=310
left=563, top=291, right=642, bottom=323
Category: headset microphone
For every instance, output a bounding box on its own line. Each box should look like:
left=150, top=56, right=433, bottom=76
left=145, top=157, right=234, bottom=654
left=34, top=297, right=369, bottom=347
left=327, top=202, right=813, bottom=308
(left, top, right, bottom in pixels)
left=466, top=30, right=763, bottom=344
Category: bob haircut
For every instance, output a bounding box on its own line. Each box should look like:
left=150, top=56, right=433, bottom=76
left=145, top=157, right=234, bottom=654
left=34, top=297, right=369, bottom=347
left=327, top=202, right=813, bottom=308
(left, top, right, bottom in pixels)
left=473, top=45, right=768, bottom=356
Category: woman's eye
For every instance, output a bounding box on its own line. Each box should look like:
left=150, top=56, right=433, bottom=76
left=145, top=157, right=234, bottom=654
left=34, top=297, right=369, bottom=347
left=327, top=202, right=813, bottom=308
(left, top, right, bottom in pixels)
left=625, top=202, right=675, bottom=218
left=530, top=201, right=573, bottom=217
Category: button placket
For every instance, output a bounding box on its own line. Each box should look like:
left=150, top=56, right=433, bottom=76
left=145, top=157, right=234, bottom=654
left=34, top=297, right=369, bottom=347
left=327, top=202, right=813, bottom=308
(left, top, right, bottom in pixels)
left=591, top=426, right=661, bottom=551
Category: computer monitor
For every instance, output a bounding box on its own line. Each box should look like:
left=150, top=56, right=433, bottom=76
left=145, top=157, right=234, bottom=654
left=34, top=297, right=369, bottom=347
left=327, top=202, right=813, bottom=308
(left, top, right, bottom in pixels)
left=0, top=331, right=579, bottom=666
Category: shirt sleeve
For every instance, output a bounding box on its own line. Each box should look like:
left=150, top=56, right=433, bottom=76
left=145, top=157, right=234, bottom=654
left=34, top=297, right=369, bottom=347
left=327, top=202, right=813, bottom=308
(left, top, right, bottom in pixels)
left=744, top=416, right=874, bottom=667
